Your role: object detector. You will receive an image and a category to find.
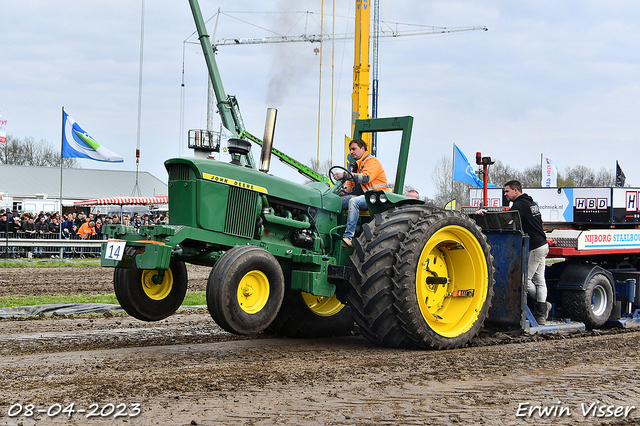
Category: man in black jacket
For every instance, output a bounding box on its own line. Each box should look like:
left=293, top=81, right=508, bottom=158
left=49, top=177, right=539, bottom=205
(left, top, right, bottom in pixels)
left=504, top=180, right=551, bottom=325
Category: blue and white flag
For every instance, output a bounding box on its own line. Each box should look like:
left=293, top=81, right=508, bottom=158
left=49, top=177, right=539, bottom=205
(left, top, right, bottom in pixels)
left=62, top=111, right=123, bottom=162
left=453, top=144, right=484, bottom=187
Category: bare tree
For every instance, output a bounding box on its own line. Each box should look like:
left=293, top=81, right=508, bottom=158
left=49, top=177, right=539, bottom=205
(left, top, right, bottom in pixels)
left=594, top=167, right=615, bottom=187
left=431, top=156, right=471, bottom=208
left=561, top=165, right=612, bottom=187
left=486, top=160, right=522, bottom=188
left=520, top=165, right=541, bottom=187
left=1, top=135, right=79, bottom=168
left=564, top=165, right=594, bottom=187
left=307, top=158, right=333, bottom=176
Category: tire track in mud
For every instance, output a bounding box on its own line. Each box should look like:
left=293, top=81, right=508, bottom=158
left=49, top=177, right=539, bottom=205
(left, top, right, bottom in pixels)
left=0, top=329, right=639, bottom=426
left=2, top=265, right=640, bottom=425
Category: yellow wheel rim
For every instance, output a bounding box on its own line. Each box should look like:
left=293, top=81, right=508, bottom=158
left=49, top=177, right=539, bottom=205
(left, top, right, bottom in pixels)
left=301, top=292, right=345, bottom=317
left=415, top=225, right=489, bottom=337
left=237, top=270, right=270, bottom=314
left=141, top=268, right=174, bottom=301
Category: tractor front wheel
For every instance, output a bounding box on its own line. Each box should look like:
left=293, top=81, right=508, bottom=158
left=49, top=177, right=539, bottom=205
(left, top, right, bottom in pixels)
left=207, top=246, right=285, bottom=334
left=114, top=247, right=188, bottom=321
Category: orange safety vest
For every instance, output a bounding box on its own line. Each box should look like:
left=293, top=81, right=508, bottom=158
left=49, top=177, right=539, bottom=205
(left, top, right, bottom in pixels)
left=78, top=222, right=96, bottom=240
left=344, top=153, right=390, bottom=194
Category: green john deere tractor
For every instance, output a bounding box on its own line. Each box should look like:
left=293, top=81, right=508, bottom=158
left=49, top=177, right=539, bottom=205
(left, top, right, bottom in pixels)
left=99, top=0, right=495, bottom=349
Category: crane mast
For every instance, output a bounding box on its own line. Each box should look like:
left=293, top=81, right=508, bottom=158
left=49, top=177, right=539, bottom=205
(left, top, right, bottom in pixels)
left=371, top=0, right=380, bottom=155
left=350, top=0, right=371, bottom=165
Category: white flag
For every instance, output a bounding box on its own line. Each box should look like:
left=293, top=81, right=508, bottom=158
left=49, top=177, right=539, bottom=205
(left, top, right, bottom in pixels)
left=220, top=125, right=234, bottom=143
left=542, top=156, right=557, bottom=187
left=0, top=113, right=7, bottom=144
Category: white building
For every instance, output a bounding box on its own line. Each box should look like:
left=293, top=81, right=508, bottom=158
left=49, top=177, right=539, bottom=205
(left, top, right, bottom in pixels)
left=0, top=165, right=167, bottom=213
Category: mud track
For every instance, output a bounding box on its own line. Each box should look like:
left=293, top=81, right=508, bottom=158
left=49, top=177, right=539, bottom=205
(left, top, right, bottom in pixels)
left=0, top=264, right=639, bottom=425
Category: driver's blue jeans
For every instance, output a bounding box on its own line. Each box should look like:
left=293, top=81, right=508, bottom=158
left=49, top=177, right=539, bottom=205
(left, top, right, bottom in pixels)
left=341, top=195, right=368, bottom=240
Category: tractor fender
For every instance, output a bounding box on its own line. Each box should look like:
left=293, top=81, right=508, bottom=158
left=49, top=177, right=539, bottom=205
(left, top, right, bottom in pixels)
left=554, top=263, right=614, bottom=291
left=365, top=190, right=424, bottom=215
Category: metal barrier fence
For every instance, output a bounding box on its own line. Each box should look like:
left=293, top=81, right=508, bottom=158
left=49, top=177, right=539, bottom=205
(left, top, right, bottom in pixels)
left=0, top=232, right=104, bottom=259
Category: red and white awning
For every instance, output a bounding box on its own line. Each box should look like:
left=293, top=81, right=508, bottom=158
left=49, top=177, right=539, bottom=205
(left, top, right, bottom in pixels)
left=74, top=196, right=168, bottom=207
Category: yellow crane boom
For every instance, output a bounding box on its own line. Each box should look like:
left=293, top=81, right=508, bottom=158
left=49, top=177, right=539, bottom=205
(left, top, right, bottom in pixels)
left=350, top=0, right=371, bottom=165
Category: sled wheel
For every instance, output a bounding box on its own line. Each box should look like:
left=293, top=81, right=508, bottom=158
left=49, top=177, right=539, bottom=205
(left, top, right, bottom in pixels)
left=348, top=204, right=440, bottom=348
left=393, top=210, right=494, bottom=349
left=207, top=245, right=285, bottom=335
left=562, top=274, right=613, bottom=329
left=267, top=285, right=355, bottom=338
left=114, top=247, right=188, bottom=321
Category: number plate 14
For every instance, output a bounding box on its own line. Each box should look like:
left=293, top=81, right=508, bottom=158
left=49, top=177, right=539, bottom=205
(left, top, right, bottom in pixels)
left=104, top=240, right=127, bottom=261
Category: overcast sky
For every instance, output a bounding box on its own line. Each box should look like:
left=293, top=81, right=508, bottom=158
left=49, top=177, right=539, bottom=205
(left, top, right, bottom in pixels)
left=2, top=1, right=639, bottom=200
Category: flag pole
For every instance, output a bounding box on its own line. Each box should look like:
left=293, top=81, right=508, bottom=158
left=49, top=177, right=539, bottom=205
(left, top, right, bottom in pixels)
left=59, top=107, right=65, bottom=257
left=451, top=144, right=454, bottom=204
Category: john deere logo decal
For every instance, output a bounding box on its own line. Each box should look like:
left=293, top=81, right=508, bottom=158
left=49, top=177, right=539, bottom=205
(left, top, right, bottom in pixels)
left=202, top=173, right=268, bottom=194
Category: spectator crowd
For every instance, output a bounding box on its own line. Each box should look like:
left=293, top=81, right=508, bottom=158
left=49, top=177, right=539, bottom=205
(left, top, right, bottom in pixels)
left=1, top=208, right=169, bottom=240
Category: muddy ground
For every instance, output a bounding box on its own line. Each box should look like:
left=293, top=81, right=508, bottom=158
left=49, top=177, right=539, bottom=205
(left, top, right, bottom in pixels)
left=0, top=263, right=210, bottom=297
left=0, top=264, right=639, bottom=425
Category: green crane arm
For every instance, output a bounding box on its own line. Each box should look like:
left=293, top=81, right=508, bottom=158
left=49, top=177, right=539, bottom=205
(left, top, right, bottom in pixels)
left=188, top=0, right=327, bottom=183
left=241, top=131, right=328, bottom=183
left=188, top=0, right=239, bottom=137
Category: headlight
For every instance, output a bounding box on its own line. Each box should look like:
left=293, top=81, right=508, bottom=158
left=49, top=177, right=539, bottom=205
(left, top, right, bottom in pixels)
left=379, top=192, right=388, bottom=203
left=369, top=194, right=378, bottom=204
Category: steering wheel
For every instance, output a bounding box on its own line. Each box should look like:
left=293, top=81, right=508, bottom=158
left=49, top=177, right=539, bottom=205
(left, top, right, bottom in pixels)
left=329, top=165, right=355, bottom=186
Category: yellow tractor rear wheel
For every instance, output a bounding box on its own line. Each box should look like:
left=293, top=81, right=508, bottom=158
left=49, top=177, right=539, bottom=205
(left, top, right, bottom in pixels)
left=394, top=211, right=494, bottom=349
left=267, top=285, right=355, bottom=338
left=348, top=205, right=494, bottom=349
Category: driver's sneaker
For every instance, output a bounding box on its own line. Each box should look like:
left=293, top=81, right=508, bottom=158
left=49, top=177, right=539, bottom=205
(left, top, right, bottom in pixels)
left=342, top=237, right=353, bottom=247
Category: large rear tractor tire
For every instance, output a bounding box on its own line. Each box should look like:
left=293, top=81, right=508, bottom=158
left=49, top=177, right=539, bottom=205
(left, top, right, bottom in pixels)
left=207, top=245, right=285, bottom=335
left=114, top=247, right=188, bottom=321
left=562, top=274, right=613, bottom=329
left=349, top=206, right=494, bottom=349
left=348, top=205, right=439, bottom=348
left=267, top=286, right=355, bottom=338
left=393, top=211, right=495, bottom=349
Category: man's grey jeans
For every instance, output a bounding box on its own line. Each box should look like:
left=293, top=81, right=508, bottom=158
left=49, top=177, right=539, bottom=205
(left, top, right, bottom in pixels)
left=527, top=243, right=549, bottom=303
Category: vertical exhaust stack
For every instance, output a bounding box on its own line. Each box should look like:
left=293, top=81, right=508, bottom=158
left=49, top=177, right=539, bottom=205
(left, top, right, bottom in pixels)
left=259, top=108, right=277, bottom=173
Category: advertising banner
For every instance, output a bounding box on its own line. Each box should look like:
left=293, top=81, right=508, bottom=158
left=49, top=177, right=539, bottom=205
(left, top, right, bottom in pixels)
left=0, top=113, right=7, bottom=144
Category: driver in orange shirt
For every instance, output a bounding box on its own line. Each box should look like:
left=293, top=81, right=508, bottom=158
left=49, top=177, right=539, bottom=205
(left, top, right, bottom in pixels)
left=332, top=139, right=389, bottom=247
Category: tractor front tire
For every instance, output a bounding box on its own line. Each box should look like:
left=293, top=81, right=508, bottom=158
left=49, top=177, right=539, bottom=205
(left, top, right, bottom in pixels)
left=114, top=247, right=188, bottom=321
left=207, top=245, right=285, bottom=335
left=267, top=286, right=355, bottom=338
left=562, top=274, right=613, bottom=329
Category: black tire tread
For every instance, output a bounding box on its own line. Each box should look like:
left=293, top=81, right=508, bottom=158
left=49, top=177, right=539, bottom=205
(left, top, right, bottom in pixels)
left=348, top=204, right=436, bottom=348
left=562, top=274, right=613, bottom=329
left=392, top=210, right=494, bottom=349
left=206, top=245, right=285, bottom=335
left=114, top=247, right=188, bottom=322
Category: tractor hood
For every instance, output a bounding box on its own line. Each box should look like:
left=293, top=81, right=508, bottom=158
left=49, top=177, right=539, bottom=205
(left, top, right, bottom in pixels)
left=165, top=157, right=340, bottom=212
